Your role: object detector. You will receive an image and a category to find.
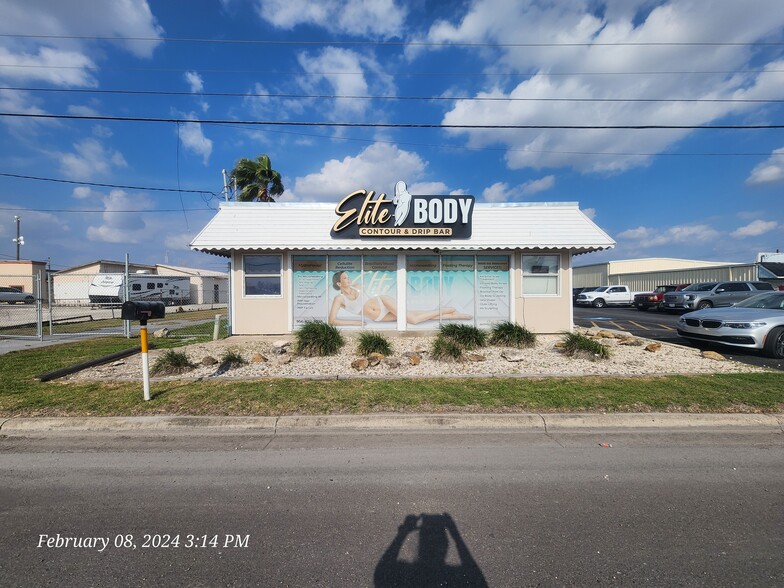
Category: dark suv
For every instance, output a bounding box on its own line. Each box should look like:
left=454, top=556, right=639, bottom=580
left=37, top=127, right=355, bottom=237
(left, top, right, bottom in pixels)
left=662, top=281, right=774, bottom=312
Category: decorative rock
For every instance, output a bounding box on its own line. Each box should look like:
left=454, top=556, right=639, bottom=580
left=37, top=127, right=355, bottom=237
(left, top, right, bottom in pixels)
left=272, top=340, right=291, bottom=354
left=644, top=343, right=662, bottom=353
left=701, top=350, right=726, bottom=361
left=501, top=350, right=526, bottom=362
left=110, top=360, right=126, bottom=367
left=152, top=328, right=170, bottom=338
left=367, top=352, right=385, bottom=366
left=251, top=353, right=268, bottom=363
left=408, top=354, right=421, bottom=366
left=619, top=338, right=644, bottom=346
left=201, top=356, right=218, bottom=366
left=351, top=358, right=369, bottom=371
left=414, top=345, right=428, bottom=354
left=278, top=353, right=293, bottom=365
left=383, top=357, right=402, bottom=368
left=554, top=341, right=566, bottom=349
left=465, top=353, right=486, bottom=362
left=597, top=330, right=615, bottom=339
left=402, top=351, right=420, bottom=358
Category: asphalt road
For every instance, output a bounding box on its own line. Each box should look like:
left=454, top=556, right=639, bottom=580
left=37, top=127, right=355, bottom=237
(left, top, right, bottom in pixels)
left=2, top=430, right=783, bottom=586
left=573, top=304, right=784, bottom=371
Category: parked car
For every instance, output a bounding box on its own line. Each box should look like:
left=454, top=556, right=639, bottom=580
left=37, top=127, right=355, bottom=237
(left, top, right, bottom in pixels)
left=633, top=284, right=690, bottom=311
left=575, top=285, right=640, bottom=308
left=0, top=286, right=35, bottom=304
left=662, top=281, right=774, bottom=312
left=676, top=291, right=784, bottom=358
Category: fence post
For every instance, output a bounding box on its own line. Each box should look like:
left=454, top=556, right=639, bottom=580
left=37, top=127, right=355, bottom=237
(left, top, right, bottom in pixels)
left=36, top=274, right=43, bottom=341
left=213, top=314, right=221, bottom=341
left=47, top=271, right=53, bottom=337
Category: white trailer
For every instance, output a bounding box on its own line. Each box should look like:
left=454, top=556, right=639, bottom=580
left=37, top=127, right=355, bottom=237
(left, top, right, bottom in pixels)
left=88, top=274, right=191, bottom=305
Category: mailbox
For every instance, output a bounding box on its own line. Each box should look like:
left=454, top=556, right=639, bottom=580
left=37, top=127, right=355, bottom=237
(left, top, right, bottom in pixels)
left=121, top=301, right=166, bottom=322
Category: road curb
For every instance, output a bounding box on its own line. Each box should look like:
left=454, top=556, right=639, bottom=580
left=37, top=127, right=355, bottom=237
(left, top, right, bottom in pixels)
left=1, top=413, right=782, bottom=435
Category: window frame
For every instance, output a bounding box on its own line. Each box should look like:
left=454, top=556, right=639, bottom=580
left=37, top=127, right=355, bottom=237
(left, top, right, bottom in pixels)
left=243, top=253, right=283, bottom=298
left=521, top=253, right=561, bottom=297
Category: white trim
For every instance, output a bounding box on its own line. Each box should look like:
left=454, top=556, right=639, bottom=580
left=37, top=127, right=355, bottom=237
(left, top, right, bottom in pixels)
left=397, top=253, right=406, bottom=331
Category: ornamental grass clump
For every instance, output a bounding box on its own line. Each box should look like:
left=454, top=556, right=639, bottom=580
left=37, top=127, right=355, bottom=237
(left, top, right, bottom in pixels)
left=430, top=334, right=464, bottom=361
left=357, top=331, right=392, bottom=357
left=438, top=323, right=487, bottom=350
left=219, top=348, right=247, bottom=368
left=150, top=349, right=194, bottom=376
left=294, top=320, right=345, bottom=357
left=560, top=332, right=611, bottom=360
left=489, top=321, right=537, bottom=348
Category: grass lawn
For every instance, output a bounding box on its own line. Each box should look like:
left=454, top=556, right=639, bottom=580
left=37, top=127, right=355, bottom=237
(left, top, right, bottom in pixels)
left=0, top=337, right=782, bottom=417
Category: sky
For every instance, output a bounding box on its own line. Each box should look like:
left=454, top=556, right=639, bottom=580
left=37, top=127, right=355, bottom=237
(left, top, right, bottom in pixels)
left=0, top=0, right=782, bottom=273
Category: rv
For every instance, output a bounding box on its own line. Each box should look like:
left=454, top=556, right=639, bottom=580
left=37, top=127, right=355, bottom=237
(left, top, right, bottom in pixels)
left=88, top=274, right=191, bottom=305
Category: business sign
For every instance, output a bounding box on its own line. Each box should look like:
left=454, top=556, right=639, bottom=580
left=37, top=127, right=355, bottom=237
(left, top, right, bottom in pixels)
left=331, top=181, right=474, bottom=239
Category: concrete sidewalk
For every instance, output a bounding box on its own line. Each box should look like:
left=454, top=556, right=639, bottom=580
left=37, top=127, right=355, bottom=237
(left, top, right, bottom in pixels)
left=1, top=413, right=782, bottom=435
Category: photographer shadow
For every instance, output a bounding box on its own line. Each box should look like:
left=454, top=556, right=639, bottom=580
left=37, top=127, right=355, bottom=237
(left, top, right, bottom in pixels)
left=374, top=513, right=488, bottom=587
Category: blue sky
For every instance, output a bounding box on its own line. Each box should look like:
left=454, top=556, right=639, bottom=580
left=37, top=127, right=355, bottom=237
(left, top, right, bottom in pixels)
left=0, top=0, right=782, bottom=273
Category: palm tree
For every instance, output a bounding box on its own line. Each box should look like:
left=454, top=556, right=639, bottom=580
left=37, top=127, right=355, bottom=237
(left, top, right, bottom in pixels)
left=229, top=154, right=284, bottom=202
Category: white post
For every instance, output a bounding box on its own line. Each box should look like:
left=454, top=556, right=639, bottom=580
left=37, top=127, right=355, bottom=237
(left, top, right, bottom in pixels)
left=213, top=313, right=221, bottom=340
left=222, top=169, right=230, bottom=201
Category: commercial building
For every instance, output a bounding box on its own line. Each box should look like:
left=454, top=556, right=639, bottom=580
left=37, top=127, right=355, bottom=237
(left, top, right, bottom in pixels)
left=0, top=260, right=48, bottom=301
left=190, top=185, right=614, bottom=335
left=574, top=257, right=784, bottom=291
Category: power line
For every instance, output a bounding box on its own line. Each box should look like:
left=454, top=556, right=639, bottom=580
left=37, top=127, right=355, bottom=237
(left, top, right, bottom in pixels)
left=3, top=86, right=782, bottom=104
left=2, top=112, right=784, bottom=129
left=2, top=33, right=782, bottom=48
left=0, top=172, right=220, bottom=195
left=2, top=63, right=783, bottom=78
left=0, top=206, right=215, bottom=214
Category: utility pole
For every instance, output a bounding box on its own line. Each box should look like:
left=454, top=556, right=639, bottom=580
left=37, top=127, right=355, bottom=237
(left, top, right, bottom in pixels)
left=12, top=215, right=24, bottom=260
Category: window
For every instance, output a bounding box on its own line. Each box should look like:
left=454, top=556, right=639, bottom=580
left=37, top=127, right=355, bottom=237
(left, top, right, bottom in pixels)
left=147, top=282, right=155, bottom=290
left=132, top=283, right=141, bottom=291
left=157, top=282, right=163, bottom=288
left=522, top=255, right=559, bottom=295
left=717, top=282, right=749, bottom=292
left=244, top=254, right=282, bottom=296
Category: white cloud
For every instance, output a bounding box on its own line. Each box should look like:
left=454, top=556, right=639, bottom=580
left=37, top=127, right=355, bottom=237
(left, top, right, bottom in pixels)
left=184, top=71, right=204, bottom=93
left=482, top=182, right=511, bottom=203
left=0, top=1, right=163, bottom=86
left=746, top=147, right=784, bottom=185
left=297, top=47, right=395, bottom=120
left=256, top=0, right=406, bottom=38
left=67, top=104, right=100, bottom=117
left=481, top=176, right=555, bottom=202
left=617, top=223, right=719, bottom=247
left=72, top=186, right=93, bottom=199
left=86, top=190, right=153, bottom=244
left=731, top=220, right=779, bottom=238
left=521, top=175, right=555, bottom=195
left=176, top=114, right=213, bottom=165
left=425, top=0, right=784, bottom=173
left=289, top=143, right=428, bottom=201
left=582, top=207, right=596, bottom=220
left=58, top=138, right=127, bottom=180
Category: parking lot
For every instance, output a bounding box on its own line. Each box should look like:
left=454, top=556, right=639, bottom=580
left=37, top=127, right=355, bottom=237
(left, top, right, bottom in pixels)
left=573, top=305, right=784, bottom=372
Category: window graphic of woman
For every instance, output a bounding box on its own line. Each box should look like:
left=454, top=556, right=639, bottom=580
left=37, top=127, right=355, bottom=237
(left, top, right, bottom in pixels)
left=328, top=271, right=473, bottom=327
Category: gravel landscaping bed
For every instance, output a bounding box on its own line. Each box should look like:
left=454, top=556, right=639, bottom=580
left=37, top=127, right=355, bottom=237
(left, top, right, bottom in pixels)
left=67, top=328, right=767, bottom=381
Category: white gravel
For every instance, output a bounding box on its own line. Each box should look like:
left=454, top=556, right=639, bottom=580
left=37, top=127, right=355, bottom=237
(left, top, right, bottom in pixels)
left=67, top=328, right=767, bottom=382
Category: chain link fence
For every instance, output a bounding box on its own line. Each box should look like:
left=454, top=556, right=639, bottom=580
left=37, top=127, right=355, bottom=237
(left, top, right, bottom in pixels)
left=1, top=269, right=230, bottom=343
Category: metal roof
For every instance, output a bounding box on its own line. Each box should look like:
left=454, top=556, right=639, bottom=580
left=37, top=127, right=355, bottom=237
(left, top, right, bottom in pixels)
left=190, top=201, right=615, bottom=257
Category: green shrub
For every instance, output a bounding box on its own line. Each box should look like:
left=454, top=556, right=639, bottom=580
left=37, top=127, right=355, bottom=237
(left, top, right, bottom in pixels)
left=150, top=349, right=194, bottom=376
left=431, top=335, right=464, bottom=361
left=489, top=321, right=537, bottom=348
left=357, top=331, right=392, bottom=356
left=219, top=348, right=246, bottom=367
left=560, top=332, right=610, bottom=360
left=294, top=320, right=345, bottom=357
left=438, top=323, right=486, bottom=350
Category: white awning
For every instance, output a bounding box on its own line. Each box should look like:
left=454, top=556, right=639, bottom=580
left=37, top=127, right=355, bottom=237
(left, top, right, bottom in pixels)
left=190, top=201, right=615, bottom=257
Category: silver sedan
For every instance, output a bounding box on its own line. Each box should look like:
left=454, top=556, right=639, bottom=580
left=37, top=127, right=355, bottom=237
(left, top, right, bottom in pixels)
left=677, top=291, right=784, bottom=358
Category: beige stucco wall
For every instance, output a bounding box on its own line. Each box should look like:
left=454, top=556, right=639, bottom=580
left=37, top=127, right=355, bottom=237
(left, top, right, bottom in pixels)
left=229, top=249, right=573, bottom=335
left=0, top=261, right=48, bottom=300
left=514, top=251, right=572, bottom=333
left=231, top=250, right=290, bottom=335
